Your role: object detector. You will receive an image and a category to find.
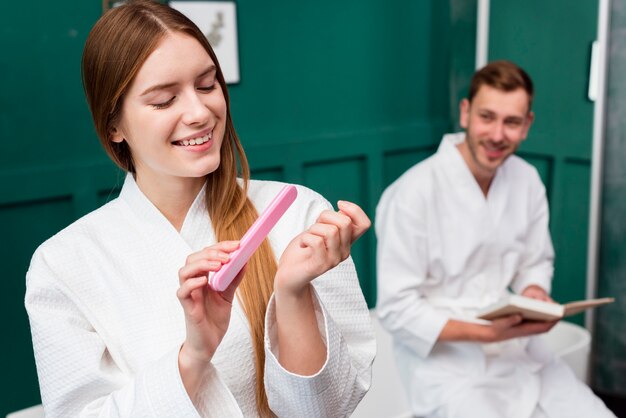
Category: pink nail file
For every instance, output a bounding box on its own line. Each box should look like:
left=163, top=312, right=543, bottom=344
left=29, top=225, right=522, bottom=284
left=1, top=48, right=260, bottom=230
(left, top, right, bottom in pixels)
left=208, top=184, right=298, bottom=292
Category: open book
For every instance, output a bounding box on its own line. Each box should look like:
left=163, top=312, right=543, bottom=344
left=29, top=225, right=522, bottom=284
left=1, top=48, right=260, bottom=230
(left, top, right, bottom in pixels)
left=477, top=295, right=615, bottom=321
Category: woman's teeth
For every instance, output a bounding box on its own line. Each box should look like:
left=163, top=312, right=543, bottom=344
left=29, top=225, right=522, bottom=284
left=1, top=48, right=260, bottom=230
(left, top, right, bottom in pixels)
left=178, top=133, right=211, bottom=146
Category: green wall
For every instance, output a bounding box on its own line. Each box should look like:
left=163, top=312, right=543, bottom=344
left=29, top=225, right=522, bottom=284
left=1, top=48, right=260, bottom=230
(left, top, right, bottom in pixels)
left=489, top=0, right=598, bottom=324
left=0, top=0, right=468, bottom=414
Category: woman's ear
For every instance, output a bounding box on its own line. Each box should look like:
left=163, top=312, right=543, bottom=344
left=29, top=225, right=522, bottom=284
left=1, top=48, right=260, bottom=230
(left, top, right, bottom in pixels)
left=109, top=126, right=125, bottom=143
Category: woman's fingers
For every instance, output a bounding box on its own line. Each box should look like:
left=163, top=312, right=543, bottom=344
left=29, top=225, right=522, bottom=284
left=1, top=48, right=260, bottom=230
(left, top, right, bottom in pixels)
left=176, top=276, right=208, bottom=302
left=179, top=241, right=241, bottom=286
left=316, top=211, right=352, bottom=257
left=299, top=232, right=326, bottom=251
left=299, top=232, right=333, bottom=271
left=275, top=200, right=370, bottom=293
left=184, top=241, right=239, bottom=264
left=221, top=265, right=248, bottom=303
left=307, top=222, right=342, bottom=260
left=313, top=201, right=371, bottom=261
left=337, top=200, right=371, bottom=242
left=179, top=259, right=224, bottom=285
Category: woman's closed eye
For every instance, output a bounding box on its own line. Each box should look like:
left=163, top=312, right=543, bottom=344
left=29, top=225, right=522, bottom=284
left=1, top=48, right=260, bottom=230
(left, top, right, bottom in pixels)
left=197, top=84, right=216, bottom=93
left=149, top=82, right=216, bottom=109
left=151, top=96, right=176, bottom=109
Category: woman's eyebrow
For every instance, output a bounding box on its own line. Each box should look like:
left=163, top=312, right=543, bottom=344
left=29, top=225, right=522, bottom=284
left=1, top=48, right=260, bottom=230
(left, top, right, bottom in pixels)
left=198, top=65, right=216, bottom=78
left=140, top=82, right=177, bottom=97
left=140, top=65, right=217, bottom=96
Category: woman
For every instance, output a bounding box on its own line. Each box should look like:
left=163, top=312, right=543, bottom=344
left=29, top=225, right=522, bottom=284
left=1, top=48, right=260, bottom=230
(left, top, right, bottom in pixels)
left=25, top=1, right=375, bottom=416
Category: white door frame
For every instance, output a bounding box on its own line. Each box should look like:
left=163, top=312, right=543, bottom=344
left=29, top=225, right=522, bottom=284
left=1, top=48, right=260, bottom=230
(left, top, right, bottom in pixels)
left=586, top=0, right=611, bottom=332
left=474, top=0, right=611, bottom=333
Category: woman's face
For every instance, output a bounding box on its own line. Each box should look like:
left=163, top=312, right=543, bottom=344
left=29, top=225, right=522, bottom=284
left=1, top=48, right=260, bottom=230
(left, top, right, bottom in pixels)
left=111, top=32, right=227, bottom=191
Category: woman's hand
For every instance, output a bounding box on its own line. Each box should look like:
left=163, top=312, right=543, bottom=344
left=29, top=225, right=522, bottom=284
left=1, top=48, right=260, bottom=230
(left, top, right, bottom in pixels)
left=275, top=200, right=370, bottom=295
left=176, top=240, right=245, bottom=398
left=272, top=200, right=370, bottom=375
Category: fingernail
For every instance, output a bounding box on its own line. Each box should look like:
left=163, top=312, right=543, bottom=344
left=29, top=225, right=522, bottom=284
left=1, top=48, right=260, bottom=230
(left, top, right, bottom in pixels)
left=218, top=252, right=230, bottom=261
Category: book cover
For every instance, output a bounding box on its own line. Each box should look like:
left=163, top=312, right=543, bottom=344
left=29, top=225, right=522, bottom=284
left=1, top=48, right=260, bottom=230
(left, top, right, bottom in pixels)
left=477, top=295, right=614, bottom=321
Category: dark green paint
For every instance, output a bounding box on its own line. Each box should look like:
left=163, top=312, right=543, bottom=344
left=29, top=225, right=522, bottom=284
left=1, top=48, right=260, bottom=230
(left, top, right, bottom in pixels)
left=0, top=0, right=467, bottom=413
left=490, top=0, right=597, bottom=323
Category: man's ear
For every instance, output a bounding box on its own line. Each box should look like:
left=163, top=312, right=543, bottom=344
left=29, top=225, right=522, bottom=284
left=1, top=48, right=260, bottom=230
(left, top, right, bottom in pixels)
left=521, top=111, right=535, bottom=139
left=459, top=99, right=470, bottom=129
left=109, top=126, right=125, bottom=144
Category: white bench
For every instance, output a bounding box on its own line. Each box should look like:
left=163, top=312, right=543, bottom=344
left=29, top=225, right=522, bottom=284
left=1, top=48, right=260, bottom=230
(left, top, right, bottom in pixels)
left=6, top=405, right=43, bottom=418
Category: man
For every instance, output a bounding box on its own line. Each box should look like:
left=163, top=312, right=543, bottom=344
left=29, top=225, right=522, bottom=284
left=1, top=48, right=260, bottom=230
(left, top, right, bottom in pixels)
left=375, top=61, right=615, bottom=418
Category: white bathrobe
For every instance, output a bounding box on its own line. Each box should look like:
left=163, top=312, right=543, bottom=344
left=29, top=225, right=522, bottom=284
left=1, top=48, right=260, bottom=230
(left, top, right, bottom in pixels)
left=25, top=174, right=375, bottom=418
left=376, top=133, right=614, bottom=418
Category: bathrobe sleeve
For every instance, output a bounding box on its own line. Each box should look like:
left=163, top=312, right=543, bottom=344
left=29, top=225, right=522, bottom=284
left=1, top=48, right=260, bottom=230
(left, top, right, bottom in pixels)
left=25, top=247, right=241, bottom=418
left=262, top=189, right=376, bottom=418
left=374, top=178, right=450, bottom=359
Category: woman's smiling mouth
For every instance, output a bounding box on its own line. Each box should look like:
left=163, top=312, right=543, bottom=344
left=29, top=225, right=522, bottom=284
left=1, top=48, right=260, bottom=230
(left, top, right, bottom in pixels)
left=173, top=130, right=213, bottom=147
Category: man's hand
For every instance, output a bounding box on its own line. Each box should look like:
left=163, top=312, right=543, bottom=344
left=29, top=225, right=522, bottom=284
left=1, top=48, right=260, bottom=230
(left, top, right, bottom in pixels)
left=521, top=284, right=554, bottom=302
left=439, top=314, right=558, bottom=343
left=477, top=314, right=558, bottom=343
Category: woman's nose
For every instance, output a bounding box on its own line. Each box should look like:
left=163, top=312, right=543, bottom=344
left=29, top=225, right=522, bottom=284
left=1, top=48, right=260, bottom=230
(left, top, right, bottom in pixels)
left=181, top=92, right=210, bottom=126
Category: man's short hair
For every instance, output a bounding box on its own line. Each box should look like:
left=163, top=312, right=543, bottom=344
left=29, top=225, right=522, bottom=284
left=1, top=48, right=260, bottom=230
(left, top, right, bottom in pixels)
left=468, top=60, right=534, bottom=110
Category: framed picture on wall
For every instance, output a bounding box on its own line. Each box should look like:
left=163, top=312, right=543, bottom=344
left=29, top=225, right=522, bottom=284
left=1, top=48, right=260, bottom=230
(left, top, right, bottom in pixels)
left=101, top=1, right=240, bottom=85
left=103, top=0, right=169, bottom=13
left=102, top=0, right=129, bottom=13
left=170, top=1, right=240, bottom=84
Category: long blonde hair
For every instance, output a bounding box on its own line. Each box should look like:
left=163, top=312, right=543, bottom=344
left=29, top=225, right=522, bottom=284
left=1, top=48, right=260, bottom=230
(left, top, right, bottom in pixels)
left=82, top=1, right=276, bottom=414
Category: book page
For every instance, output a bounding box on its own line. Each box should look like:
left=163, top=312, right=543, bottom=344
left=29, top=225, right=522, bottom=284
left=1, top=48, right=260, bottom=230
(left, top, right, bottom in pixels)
left=563, top=297, right=615, bottom=317
left=478, top=295, right=615, bottom=321
left=477, top=295, right=564, bottom=321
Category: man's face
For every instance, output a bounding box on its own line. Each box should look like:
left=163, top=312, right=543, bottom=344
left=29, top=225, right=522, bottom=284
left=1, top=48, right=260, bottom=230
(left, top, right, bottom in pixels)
left=458, top=85, right=534, bottom=181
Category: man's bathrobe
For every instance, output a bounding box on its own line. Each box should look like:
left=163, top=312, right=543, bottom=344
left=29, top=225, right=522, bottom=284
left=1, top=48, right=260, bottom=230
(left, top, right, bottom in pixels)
left=376, top=132, right=614, bottom=418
